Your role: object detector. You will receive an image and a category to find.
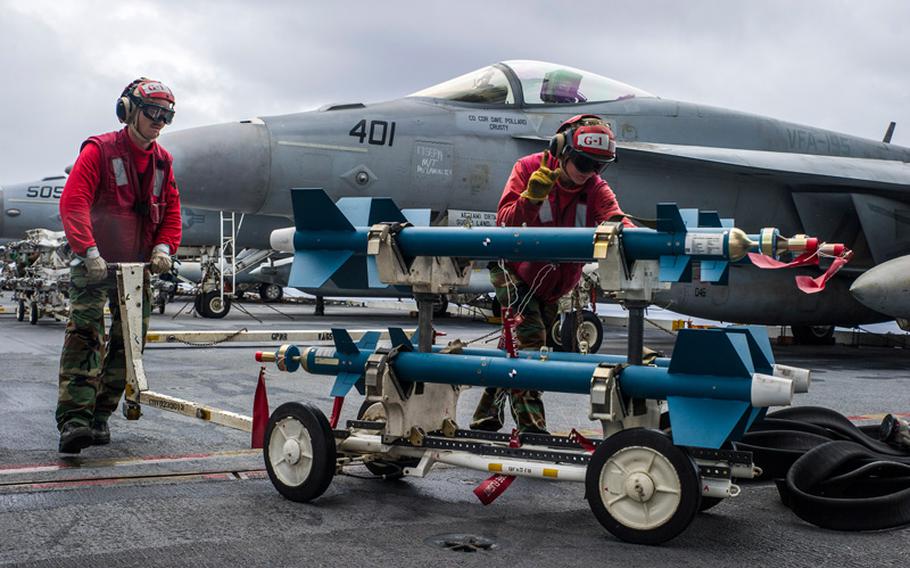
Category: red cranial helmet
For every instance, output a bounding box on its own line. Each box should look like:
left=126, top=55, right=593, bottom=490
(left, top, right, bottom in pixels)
left=551, top=114, right=616, bottom=170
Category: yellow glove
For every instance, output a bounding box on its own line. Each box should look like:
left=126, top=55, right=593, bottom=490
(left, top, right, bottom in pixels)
left=149, top=247, right=172, bottom=275
left=520, top=152, right=561, bottom=203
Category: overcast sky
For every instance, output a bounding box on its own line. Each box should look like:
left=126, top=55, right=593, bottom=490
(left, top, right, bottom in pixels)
left=1, top=0, right=908, bottom=183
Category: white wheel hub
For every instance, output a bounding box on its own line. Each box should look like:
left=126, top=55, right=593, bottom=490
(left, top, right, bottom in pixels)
left=599, top=445, right=682, bottom=530
left=578, top=321, right=598, bottom=343
left=282, top=439, right=302, bottom=464
left=268, top=417, right=314, bottom=487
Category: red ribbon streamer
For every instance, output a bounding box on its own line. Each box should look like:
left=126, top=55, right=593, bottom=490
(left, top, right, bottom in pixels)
left=473, top=473, right=516, bottom=505
left=747, top=251, right=819, bottom=269
left=795, top=254, right=851, bottom=294
left=569, top=428, right=597, bottom=453
left=251, top=367, right=270, bottom=449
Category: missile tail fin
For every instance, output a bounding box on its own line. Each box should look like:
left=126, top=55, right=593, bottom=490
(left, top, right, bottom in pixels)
left=290, top=188, right=354, bottom=232
left=357, top=331, right=381, bottom=352
left=389, top=327, right=414, bottom=351
left=669, top=329, right=754, bottom=377
left=288, top=250, right=353, bottom=288
left=331, top=328, right=358, bottom=355
left=330, top=372, right=364, bottom=397
left=667, top=397, right=751, bottom=448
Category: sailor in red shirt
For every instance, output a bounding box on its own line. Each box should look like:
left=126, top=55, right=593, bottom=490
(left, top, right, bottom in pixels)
left=56, top=78, right=182, bottom=453
left=470, top=115, right=634, bottom=433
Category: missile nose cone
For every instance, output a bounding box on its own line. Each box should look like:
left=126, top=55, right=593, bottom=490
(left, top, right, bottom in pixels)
left=161, top=120, right=272, bottom=213
left=849, top=255, right=910, bottom=319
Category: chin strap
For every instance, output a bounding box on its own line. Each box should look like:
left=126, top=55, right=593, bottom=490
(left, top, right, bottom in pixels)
left=128, top=120, right=155, bottom=147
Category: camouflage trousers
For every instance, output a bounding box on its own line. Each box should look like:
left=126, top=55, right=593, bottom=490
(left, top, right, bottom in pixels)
left=470, top=264, right=558, bottom=433
left=55, top=264, right=151, bottom=430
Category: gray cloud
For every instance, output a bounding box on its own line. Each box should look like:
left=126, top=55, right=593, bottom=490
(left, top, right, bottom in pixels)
left=1, top=0, right=908, bottom=183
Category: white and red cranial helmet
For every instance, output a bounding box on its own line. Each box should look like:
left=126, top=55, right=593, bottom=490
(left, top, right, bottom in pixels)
left=132, top=79, right=175, bottom=108
left=558, top=114, right=616, bottom=163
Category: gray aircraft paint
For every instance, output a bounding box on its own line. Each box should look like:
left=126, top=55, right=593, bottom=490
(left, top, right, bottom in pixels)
left=0, top=176, right=288, bottom=249
left=155, top=61, right=909, bottom=325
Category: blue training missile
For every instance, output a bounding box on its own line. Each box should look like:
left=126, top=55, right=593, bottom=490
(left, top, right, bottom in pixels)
left=257, top=325, right=802, bottom=449
left=270, top=188, right=817, bottom=289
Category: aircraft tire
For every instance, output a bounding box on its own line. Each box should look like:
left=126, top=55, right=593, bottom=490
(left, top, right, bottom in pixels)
left=15, top=300, right=25, bottom=322
left=586, top=428, right=701, bottom=544
left=28, top=301, right=39, bottom=325
left=259, top=283, right=283, bottom=303
left=263, top=402, right=336, bottom=503
left=560, top=310, right=603, bottom=353
left=357, top=400, right=420, bottom=480
left=198, top=291, right=231, bottom=319
left=790, top=325, right=835, bottom=345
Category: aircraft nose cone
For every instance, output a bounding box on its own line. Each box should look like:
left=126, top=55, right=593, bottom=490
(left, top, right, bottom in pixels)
left=849, top=255, right=910, bottom=319
left=161, top=120, right=272, bottom=213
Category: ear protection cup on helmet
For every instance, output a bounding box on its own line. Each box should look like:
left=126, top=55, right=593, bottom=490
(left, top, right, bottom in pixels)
left=548, top=127, right=578, bottom=160
left=115, top=78, right=148, bottom=124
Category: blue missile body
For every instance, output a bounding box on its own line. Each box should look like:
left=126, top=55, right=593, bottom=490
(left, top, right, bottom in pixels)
left=268, top=326, right=791, bottom=449
left=270, top=189, right=772, bottom=289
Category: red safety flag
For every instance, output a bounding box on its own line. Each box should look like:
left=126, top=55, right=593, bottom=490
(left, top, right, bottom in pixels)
left=569, top=428, right=597, bottom=453
left=329, top=396, right=345, bottom=429
left=509, top=428, right=522, bottom=448
left=747, top=251, right=819, bottom=270
left=795, top=254, right=852, bottom=294
left=251, top=367, right=270, bottom=449
left=473, top=473, right=516, bottom=505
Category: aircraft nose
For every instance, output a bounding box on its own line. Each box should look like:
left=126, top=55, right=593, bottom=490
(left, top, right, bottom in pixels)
left=161, top=120, right=272, bottom=214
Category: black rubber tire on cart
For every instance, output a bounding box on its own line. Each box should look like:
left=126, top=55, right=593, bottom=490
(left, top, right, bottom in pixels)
left=264, top=402, right=336, bottom=503
left=15, top=300, right=25, bottom=322
left=357, top=400, right=420, bottom=480
left=29, top=301, right=39, bottom=325
left=585, top=428, right=701, bottom=545
left=658, top=411, right=725, bottom=513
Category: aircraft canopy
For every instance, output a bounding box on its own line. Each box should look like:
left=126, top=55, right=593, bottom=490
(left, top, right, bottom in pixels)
left=409, top=60, right=654, bottom=105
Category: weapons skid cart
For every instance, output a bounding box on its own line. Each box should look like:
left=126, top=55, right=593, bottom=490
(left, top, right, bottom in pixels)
left=257, top=189, right=827, bottom=545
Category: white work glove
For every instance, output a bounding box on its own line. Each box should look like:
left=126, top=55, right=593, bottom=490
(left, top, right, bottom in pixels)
left=84, top=247, right=107, bottom=282
left=149, top=244, right=172, bottom=275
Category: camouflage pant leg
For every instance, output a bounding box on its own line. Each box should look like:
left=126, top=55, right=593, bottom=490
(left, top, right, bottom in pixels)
left=94, top=271, right=151, bottom=422
left=56, top=265, right=113, bottom=430
left=471, top=266, right=558, bottom=433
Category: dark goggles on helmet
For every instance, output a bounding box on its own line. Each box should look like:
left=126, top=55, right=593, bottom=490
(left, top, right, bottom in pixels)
left=140, top=103, right=175, bottom=125
left=568, top=149, right=611, bottom=174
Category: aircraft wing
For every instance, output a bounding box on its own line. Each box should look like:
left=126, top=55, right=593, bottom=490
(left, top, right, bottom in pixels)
left=616, top=142, right=910, bottom=191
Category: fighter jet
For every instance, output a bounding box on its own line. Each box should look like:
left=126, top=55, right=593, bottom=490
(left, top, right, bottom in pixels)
left=159, top=60, right=910, bottom=339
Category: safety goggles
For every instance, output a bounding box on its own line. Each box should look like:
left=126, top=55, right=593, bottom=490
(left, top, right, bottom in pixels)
left=569, top=150, right=610, bottom=174
left=140, top=103, right=175, bottom=125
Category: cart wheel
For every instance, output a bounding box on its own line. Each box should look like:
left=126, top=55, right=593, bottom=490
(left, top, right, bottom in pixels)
left=357, top=401, right=420, bottom=480
left=585, top=428, right=701, bottom=545
left=16, top=300, right=25, bottom=322
left=264, top=402, right=336, bottom=502
left=29, top=301, right=39, bottom=325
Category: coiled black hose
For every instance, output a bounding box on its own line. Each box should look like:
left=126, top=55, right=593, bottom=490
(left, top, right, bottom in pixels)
left=734, top=406, right=910, bottom=531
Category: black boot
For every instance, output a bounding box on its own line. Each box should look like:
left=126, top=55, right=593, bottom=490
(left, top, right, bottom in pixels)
left=59, top=423, right=93, bottom=454
left=91, top=421, right=111, bottom=446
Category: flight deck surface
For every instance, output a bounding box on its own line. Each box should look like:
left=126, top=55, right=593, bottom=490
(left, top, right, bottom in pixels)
left=0, top=297, right=908, bottom=567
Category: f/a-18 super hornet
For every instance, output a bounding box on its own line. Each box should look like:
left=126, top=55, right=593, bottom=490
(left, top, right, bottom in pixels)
left=160, top=60, right=910, bottom=339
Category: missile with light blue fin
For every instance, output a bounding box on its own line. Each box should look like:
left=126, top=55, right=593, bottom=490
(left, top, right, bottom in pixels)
left=270, top=188, right=813, bottom=289
left=257, top=325, right=808, bottom=449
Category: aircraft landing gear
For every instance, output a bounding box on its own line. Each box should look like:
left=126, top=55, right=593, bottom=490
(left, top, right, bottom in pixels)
left=195, top=291, right=231, bottom=319
left=791, top=325, right=835, bottom=345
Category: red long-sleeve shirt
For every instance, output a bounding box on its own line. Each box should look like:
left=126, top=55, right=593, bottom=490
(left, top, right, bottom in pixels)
left=498, top=151, right=633, bottom=302
left=60, top=128, right=181, bottom=259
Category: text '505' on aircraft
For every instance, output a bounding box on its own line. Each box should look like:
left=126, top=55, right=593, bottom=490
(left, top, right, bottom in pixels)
left=159, top=60, right=910, bottom=336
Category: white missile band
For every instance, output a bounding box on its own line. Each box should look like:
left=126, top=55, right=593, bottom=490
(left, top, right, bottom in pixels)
left=750, top=373, right=794, bottom=407
left=772, top=364, right=811, bottom=394
left=270, top=227, right=296, bottom=253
